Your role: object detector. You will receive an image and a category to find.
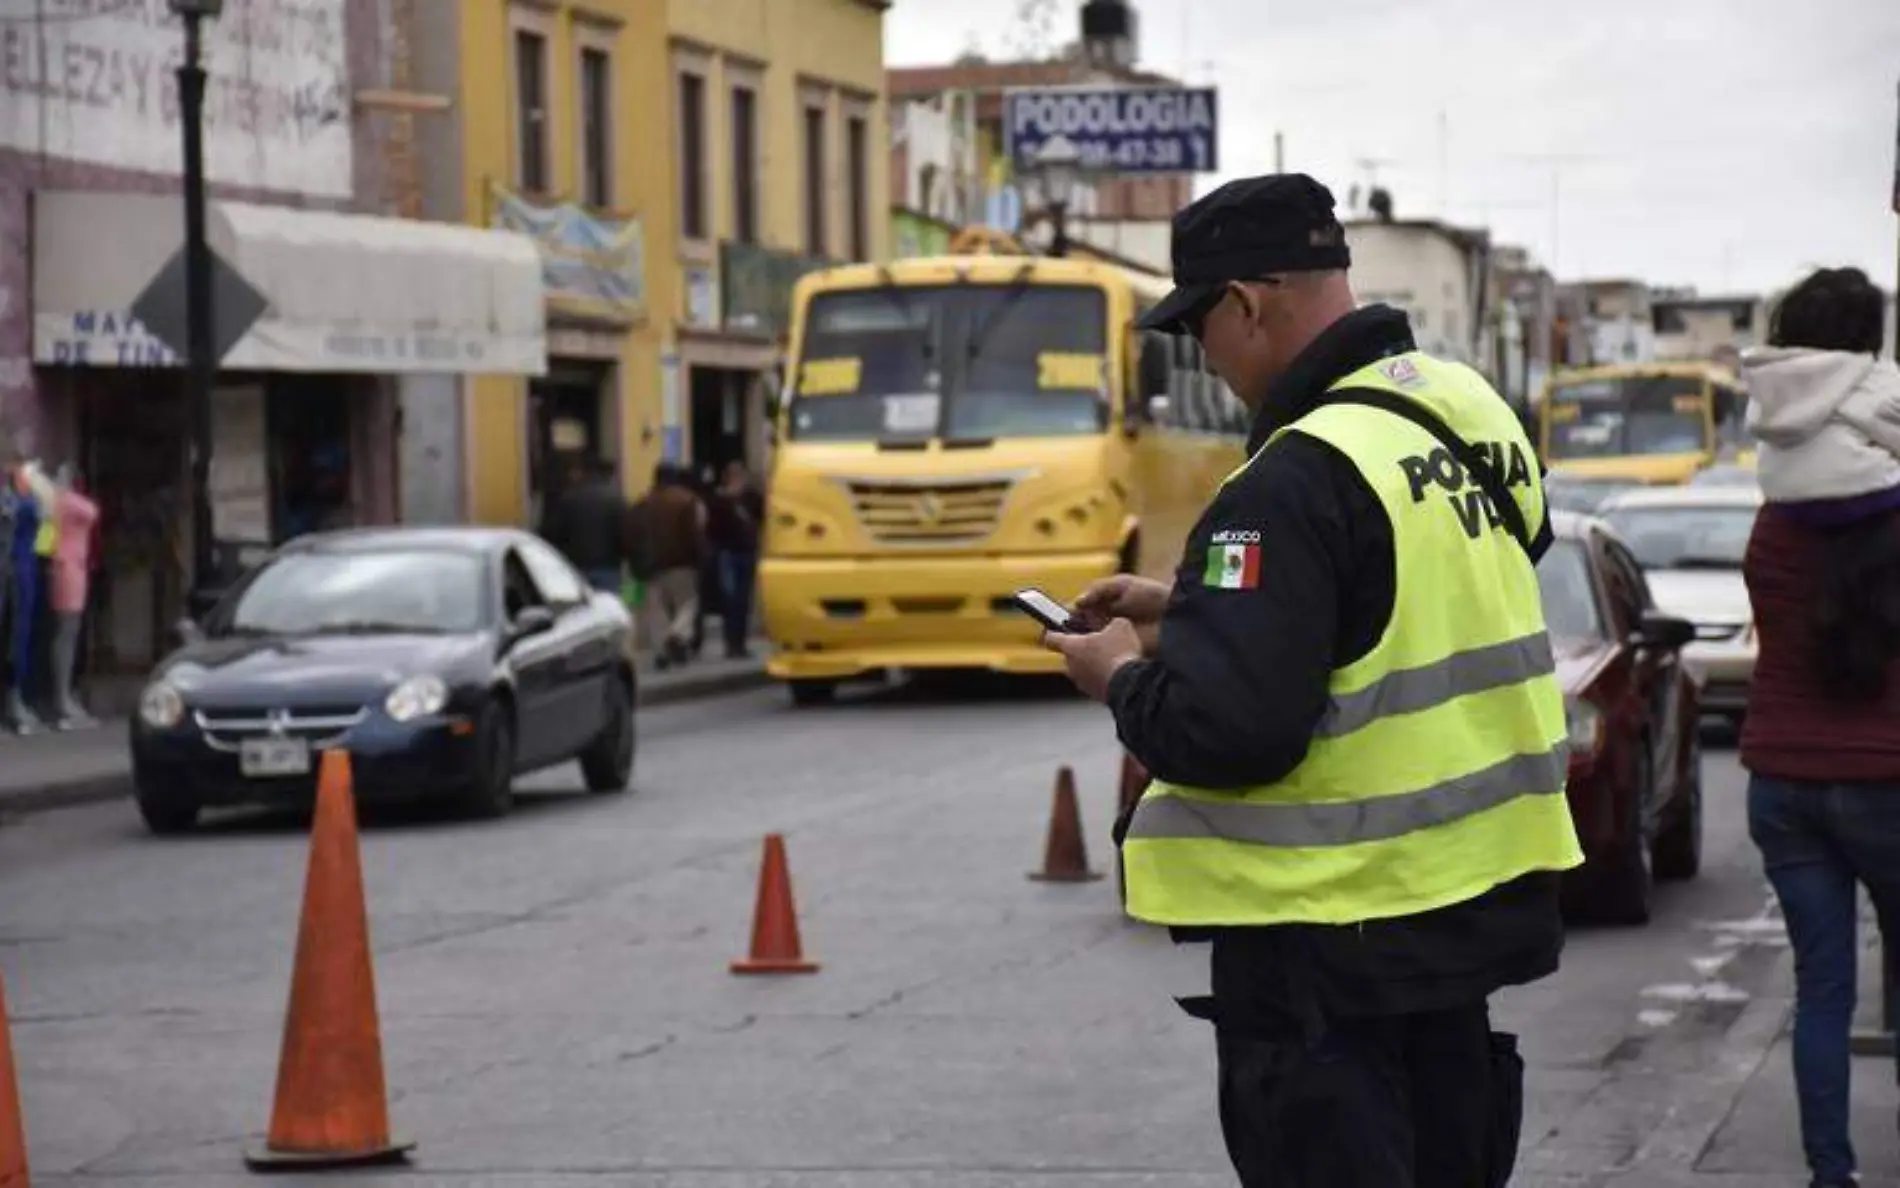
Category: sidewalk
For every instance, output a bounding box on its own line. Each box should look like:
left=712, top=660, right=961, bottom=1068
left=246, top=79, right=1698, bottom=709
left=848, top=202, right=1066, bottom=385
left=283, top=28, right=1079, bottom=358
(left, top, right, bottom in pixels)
left=0, top=651, right=770, bottom=821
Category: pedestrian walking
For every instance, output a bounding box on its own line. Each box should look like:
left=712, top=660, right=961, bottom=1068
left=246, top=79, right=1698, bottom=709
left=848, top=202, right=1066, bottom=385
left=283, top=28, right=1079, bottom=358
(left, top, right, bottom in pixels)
left=708, top=460, right=764, bottom=660
left=537, top=454, right=626, bottom=593
left=1044, top=174, right=1583, bottom=1188
left=1738, top=266, right=1900, bottom=1188
left=639, top=463, right=709, bottom=670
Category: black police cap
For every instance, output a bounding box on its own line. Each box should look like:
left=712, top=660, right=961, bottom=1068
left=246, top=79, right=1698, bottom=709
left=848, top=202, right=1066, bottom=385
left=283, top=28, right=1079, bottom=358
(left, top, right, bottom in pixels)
left=1138, top=173, right=1352, bottom=334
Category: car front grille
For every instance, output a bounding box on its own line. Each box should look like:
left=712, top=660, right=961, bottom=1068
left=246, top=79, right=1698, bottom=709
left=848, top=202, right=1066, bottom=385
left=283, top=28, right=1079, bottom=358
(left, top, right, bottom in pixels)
left=193, top=707, right=368, bottom=753
left=842, top=477, right=1016, bottom=546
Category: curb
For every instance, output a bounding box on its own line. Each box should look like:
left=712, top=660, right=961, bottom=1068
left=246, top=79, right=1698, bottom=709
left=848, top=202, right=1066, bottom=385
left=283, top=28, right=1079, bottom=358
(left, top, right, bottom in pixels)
left=638, top=663, right=774, bottom=708
left=0, top=665, right=775, bottom=823
left=0, top=770, right=134, bottom=822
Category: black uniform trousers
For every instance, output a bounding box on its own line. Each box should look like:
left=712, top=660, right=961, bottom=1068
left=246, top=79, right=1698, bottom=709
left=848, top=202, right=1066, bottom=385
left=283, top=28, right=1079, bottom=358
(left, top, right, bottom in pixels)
left=1192, top=938, right=1525, bottom=1188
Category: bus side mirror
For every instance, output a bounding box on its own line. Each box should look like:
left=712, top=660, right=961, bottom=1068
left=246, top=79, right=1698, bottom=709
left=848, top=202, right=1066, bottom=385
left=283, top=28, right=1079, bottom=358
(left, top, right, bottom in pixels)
left=1138, top=337, right=1171, bottom=402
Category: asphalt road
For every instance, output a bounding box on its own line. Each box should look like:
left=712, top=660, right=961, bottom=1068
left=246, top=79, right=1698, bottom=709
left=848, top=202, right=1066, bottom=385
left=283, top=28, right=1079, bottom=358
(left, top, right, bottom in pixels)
left=0, top=679, right=1869, bottom=1186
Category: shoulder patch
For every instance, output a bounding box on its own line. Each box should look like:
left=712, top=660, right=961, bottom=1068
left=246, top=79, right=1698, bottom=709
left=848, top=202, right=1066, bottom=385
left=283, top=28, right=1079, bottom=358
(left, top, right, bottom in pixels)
left=1380, top=357, right=1424, bottom=388
left=1203, top=530, right=1262, bottom=590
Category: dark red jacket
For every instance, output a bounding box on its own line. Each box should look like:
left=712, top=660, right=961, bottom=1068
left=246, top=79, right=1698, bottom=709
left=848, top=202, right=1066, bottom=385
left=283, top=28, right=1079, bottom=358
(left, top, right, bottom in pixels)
left=1740, top=506, right=1900, bottom=781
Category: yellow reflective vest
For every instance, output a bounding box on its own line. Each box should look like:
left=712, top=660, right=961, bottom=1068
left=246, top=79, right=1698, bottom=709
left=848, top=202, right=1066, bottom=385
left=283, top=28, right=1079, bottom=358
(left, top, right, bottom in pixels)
left=1122, top=351, right=1584, bottom=928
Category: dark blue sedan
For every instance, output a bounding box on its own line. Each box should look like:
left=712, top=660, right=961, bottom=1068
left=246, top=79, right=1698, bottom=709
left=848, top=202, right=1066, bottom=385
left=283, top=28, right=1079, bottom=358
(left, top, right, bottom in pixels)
left=130, top=527, right=639, bottom=833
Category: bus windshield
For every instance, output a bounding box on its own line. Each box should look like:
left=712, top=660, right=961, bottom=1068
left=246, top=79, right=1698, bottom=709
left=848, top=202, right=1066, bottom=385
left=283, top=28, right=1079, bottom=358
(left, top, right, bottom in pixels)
left=786, top=284, right=1110, bottom=443
left=1545, top=375, right=1710, bottom=461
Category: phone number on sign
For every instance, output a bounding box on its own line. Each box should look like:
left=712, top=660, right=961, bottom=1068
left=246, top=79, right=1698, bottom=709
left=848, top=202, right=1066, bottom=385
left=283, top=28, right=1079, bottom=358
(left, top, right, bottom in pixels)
left=1072, top=135, right=1213, bottom=172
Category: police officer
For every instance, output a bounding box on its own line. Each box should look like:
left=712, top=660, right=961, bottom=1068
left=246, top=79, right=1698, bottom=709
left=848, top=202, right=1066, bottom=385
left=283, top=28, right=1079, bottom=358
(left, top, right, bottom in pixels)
left=1046, top=174, right=1584, bottom=1188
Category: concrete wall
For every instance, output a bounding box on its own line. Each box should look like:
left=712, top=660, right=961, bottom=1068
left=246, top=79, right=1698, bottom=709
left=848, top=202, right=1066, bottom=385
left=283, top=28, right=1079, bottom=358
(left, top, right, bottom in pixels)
left=0, top=0, right=399, bottom=453
left=1345, top=222, right=1482, bottom=366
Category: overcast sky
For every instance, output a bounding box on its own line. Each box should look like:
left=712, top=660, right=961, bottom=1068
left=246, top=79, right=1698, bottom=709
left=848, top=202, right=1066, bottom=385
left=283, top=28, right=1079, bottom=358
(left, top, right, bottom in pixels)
left=888, top=0, right=1900, bottom=296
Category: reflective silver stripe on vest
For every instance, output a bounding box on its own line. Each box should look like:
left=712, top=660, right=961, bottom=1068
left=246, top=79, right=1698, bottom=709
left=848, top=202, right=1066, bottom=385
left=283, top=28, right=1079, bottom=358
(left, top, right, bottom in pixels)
left=1125, top=743, right=1569, bottom=848
left=1314, top=631, right=1556, bottom=739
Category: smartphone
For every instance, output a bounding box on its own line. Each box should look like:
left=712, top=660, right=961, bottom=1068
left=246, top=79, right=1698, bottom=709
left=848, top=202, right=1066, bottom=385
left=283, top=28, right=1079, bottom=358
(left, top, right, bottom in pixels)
left=1013, top=587, right=1079, bottom=634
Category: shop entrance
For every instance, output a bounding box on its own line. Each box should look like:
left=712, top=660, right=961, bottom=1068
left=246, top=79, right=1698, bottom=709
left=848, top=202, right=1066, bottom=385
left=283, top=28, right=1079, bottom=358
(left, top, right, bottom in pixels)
left=689, top=366, right=756, bottom=479
left=529, top=358, right=616, bottom=521
left=269, top=377, right=355, bottom=542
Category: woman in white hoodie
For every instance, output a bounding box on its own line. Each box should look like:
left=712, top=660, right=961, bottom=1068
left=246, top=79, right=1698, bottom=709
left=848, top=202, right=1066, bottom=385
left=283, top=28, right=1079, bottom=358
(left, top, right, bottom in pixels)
left=1745, top=267, right=1900, bottom=522
left=1740, top=266, right=1900, bottom=1188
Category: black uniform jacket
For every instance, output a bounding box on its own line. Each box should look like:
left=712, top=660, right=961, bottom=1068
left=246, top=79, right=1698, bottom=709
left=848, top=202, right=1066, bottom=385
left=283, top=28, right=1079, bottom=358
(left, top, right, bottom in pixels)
left=1106, top=304, right=1565, bottom=1018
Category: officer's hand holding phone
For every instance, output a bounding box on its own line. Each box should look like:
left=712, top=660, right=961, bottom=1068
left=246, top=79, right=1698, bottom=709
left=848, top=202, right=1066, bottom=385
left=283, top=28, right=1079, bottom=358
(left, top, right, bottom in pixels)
left=1073, top=575, right=1171, bottom=652
left=1021, top=588, right=1144, bottom=703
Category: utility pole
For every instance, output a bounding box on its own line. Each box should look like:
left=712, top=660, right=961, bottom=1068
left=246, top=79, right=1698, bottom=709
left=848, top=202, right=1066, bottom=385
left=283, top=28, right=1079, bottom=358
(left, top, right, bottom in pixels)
left=171, top=0, right=223, bottom=616
left=1273, top=130, right=1284, bottom=173
left=1499, top=153, right=1602, bottom=278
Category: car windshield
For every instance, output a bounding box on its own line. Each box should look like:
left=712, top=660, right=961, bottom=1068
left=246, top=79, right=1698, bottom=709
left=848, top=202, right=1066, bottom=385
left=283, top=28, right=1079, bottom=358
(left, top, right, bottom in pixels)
left=1602, top=505, right=1758, bottom=570
left=1544, top=477, right=1639, bottom=514
left=786, top=283, right=1110, bottom=443
left=1545, top=375, right=1710, bottom=460
left=215, top=550, right=486, bottom=636
left=1536, top=540, right=1603, bottom=641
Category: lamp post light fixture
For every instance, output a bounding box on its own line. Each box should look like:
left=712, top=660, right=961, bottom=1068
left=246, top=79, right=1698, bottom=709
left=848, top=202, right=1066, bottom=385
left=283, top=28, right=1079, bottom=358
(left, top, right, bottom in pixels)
left=1029, top=135, right=1084, bottom=259
left=169, top=0, right=224, bottom=615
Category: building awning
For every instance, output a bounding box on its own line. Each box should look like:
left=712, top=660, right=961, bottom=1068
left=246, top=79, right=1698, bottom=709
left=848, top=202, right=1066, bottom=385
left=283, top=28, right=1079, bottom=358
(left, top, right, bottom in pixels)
left=32, top=192, right=547, bottom=377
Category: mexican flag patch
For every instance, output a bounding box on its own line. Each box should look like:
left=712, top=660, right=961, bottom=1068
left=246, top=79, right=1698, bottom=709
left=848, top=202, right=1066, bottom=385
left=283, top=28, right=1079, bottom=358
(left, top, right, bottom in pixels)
left=1204, top=540, right=1261, bottom=590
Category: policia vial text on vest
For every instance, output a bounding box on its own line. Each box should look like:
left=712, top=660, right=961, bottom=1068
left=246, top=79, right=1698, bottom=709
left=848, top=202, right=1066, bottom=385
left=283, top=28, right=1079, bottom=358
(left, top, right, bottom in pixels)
left=1045, top=172, right=1581, bottom=1188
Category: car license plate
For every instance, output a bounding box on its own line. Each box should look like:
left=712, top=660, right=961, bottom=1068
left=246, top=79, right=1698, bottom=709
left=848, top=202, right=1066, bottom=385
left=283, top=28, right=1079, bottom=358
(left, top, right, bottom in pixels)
left=240, top=738, right=311, bottom=778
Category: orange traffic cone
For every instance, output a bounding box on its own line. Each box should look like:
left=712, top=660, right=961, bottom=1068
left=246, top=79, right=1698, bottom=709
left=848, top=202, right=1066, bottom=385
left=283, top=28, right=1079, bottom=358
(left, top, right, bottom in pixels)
left=1030, top=766, right=1102, bottom=883
left=731, top=834, right=820, bottom=975
left=0, top=971, right=28, bottom=1188
left=244, top=751, right=412, bottom=1170
left=1116, top=752, right=1149, bottom=821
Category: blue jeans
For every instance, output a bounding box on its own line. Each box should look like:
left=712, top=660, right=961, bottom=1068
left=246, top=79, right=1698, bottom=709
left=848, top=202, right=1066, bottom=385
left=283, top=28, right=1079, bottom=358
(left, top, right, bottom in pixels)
left=1749, top=774, right=1900, bottom=1186
left=716, top=549, right=756, bottom=657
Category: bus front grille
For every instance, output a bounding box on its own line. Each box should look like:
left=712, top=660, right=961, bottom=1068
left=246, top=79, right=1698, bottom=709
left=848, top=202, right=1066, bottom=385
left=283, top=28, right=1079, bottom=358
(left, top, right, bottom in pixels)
left=845, top=479, right=1014, bottom=545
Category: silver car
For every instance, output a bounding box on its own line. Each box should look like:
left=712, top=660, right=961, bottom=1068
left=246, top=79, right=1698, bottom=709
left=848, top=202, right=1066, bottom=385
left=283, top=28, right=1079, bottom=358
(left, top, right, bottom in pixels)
left=1599, top=485, right=1763, bottom=722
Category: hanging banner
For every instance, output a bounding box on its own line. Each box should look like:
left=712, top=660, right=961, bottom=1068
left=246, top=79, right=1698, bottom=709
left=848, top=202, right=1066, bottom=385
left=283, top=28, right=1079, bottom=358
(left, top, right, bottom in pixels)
left=491, top=183, right=646, bottom=323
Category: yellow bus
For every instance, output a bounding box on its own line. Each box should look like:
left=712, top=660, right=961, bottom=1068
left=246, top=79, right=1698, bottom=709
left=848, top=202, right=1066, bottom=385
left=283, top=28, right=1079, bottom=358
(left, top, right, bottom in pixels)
left=1539, top=361, right=1749, bottom=485
left=758, top=248, right=1247, bottom=704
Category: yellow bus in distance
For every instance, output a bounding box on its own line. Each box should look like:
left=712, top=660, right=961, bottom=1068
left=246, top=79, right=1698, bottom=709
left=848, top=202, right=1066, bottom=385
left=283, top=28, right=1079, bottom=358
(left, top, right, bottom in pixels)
left=758, top=249, right=1247, bottom=704
left=1539, top=361, right=1748, bottom=485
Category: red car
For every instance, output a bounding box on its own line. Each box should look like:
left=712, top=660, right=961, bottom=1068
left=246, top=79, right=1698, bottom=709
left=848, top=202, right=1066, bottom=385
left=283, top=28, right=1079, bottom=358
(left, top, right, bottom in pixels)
left=1539, top=510, right=1704, bottom=926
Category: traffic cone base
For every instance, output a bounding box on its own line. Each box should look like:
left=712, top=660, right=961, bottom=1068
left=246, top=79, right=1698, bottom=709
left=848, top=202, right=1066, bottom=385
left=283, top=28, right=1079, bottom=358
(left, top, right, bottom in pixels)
left=247, top=751, right=412, bottom=1173
left=1030, top=765, right=1103, bottom=883
left=242, top=1136, right=414, bottom=1172
left=731, top=956, right=820, bottom=976
left=1029, top=867, right=1104, bottom=884
left=731, top=834, right=820, bottom=976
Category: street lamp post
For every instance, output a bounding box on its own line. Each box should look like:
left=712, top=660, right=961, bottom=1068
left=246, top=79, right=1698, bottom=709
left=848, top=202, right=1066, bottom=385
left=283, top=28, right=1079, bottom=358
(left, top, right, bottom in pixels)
left=1029, top=136, right=1083, bottom=259
left=170, top=0, right=223, bottom=617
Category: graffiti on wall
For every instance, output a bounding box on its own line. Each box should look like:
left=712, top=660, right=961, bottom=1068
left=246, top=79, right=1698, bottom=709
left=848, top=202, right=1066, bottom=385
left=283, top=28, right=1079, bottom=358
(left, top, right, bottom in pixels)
left=0, top=0, right=352, bottom=198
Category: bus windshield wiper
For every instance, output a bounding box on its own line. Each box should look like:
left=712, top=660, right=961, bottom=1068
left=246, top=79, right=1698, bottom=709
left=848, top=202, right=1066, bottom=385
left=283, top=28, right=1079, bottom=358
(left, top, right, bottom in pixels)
left=963, top=262, right=1037, bottom=363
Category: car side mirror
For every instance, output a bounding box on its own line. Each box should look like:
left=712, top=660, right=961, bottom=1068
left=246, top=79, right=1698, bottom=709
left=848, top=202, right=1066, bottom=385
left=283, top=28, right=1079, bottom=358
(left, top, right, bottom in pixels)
left=173, top=617, right=205, bottom=647
left=1634, top=610, right=1696, bottom=652
left=508, top=605, right=557, bottom=646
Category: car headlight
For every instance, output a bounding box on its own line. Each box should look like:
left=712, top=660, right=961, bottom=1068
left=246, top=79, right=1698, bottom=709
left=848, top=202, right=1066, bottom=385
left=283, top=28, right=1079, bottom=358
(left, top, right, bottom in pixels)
left=1565, top=697, right=1602, bottom=752
left=139, top=682, right=184, bottom=730
left=385, top=675, right=448, bottom=722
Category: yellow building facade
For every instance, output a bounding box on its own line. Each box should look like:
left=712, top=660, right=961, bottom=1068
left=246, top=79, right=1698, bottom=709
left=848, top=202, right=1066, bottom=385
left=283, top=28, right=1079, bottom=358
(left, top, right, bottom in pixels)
left=440, top=0, right=672, bottom=525
left=660, top=0, right=891, bottom=485
left=433, top=0, right=888, bottom=526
